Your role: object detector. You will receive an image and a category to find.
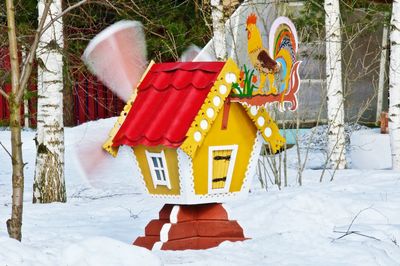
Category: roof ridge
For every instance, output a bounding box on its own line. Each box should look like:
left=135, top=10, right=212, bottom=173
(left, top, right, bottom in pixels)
left=152, top=68, right=223, bottom=74
left=150, top=61, right=225, bottom=72
left=139, top=82, right=217, bottom=92
left=112, top=135, right=184, bottom=147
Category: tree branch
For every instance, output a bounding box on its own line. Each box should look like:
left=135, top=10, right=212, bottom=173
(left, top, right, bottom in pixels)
left=41, top=0, right=89, bottom=34
left=0, top=88, right=9, bottom=101
left=17, top=1, right=52, bottom=104
left=0, top=141, right=13, bottom=161
left=17, top=0, right=90, bottom=104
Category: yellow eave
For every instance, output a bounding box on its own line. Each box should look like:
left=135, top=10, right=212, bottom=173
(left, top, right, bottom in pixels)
left=243, top=105, right=285, bottom=153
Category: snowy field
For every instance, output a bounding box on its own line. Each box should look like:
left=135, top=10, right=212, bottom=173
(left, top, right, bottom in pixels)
left=1, top=118, right=400, bottom=266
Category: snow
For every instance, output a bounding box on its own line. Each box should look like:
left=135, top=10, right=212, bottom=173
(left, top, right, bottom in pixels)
left=1, top=118, right=400, bottom=265
left=350, top=129, right=392, bottom=169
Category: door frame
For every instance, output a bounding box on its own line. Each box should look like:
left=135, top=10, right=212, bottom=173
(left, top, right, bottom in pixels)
left=208, top=144, right=238, bottom=194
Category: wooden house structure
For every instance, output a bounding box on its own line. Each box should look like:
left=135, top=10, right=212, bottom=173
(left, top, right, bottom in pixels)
left=103, top=59, right=285, bottom=205
left=102, top=58, right=286, bottom=250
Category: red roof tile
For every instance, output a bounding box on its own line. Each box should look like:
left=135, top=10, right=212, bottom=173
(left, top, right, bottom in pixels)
left=112, top=61, right=225, bottom=148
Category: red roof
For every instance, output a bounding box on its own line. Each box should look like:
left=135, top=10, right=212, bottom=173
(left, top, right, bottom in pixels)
left=112, top=61, right=225, bottom=148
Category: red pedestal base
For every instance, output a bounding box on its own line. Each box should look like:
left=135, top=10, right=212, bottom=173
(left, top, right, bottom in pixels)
left=133, top=203, right=247, bottom=250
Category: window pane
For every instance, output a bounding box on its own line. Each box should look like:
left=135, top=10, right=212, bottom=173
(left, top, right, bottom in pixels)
left=152, top=157, right=158, bottom=168
left=155, top=170, right=162, bottom=181
left=160, top=170, right=166, bottom=181
left=158, top=157, right=164, bottom=168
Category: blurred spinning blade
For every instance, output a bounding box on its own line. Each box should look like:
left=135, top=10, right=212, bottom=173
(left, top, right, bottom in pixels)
left=180, top=44, right=202, bottom=62
left=72, top=122, right=115, bottom=187
left=77, top=21, right=146, bottom=184
left=82, top=20, right=147, bottom=103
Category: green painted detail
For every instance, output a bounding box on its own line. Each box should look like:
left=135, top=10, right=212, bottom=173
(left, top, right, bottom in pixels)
left=231, top=64, right=257, bottom=97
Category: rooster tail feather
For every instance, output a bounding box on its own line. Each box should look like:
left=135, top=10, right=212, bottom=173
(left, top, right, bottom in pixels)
left=268, top=17, right=301, bottom=111
left=287, top=61, right=301, bottom=111
left=268, top=17, right=299, bottom=59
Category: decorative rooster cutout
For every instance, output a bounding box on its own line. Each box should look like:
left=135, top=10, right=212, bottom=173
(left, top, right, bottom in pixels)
left=246, top=14, right=280, bottom=95
left=231, top=14, right=301, bottom=111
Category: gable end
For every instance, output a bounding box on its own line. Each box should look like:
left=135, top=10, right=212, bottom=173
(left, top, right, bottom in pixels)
left=180, top=58, right=240, bottom=158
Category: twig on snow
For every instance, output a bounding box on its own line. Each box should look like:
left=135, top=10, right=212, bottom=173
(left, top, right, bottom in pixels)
left=332, top=206, right=381, bottom=242
left=333, top=230, right=381, bottom=242
left=121, top=207, right=142, bottom=219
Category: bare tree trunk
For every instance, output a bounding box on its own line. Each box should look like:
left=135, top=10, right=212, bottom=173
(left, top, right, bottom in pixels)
left=389, top=0, right=400, bottom=170
left=5, top=0, right=24, bottom=241
left=324, top=0, right=347, bottom=170
left=33, top=0, right=66, bottom=203
left=7, top=99, right=24, bottom=241
left=211, top=0, right=228, bottom=60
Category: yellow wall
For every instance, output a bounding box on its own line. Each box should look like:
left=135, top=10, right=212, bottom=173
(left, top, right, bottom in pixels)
left=134, top=146, right=181, bottom=195
left=192, top=103, right=257, bottom=195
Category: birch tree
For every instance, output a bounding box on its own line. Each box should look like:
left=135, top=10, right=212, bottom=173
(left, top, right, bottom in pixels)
left=389, top=0, right=400, bottom=170
left=211, top=0, right=232, bottom=60
left=324, top=0, right=347, bottom=170
left=3, top=0, right=87, bottom=240
left=33, top=0, right=66, bottom=203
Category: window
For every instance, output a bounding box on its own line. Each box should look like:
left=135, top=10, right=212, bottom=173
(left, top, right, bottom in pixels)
left=145, top=150, right=171, bottom=189
left=208, top=145, right=238, bottom=194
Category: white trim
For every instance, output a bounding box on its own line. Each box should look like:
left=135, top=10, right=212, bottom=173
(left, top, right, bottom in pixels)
left=148, top=191, right=247, bottom=204
left=170, top=205, right=180, bottom=224
left=241, top=132, right=264, bottom=192
left=208, top=145, right=238, bottom=194
left=145, top=150, right=172, bottom=189
left=177, top=148, right=195, bottom=203
left=152, top=241, right=162, bottom=251
left=160, top=223, right=172, bottom=243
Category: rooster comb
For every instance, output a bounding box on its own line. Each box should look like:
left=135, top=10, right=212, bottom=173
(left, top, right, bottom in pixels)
left=246, top=13, right=257, bottom=25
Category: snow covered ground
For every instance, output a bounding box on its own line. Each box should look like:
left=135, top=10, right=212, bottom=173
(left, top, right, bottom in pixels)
left=1, top=118, right=400, bottom=265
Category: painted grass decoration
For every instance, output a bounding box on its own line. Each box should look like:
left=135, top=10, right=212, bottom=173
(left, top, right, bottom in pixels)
left=231, top=64, right=257, bottom=97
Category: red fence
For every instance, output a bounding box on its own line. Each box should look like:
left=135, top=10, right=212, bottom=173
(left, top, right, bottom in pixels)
left=0, top=47, right=11, bottom=125
left=0, top=47, right=125, bottom=127
left=0, top=47, right=37, bottom=126
left=72, top=73, right=125, bottom=125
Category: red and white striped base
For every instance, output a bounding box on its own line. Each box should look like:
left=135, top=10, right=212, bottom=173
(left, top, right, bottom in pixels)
left=133, top=203, right=247, bottom=250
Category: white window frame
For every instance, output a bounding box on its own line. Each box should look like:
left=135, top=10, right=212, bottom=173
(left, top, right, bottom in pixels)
left=145, top=150, right=172, bottom=189
left=208, top=145, right=238, bottom=194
